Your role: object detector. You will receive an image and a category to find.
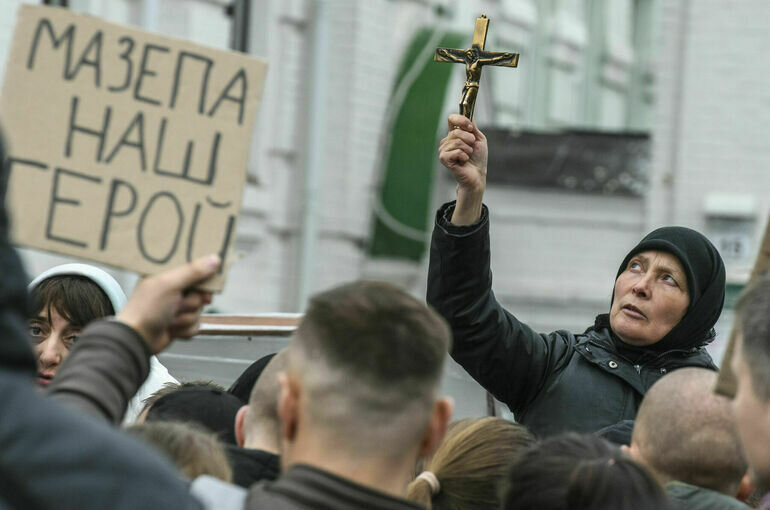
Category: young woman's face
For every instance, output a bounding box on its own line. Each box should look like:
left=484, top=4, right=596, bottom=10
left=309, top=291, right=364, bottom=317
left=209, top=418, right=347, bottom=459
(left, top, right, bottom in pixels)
left=29, top=306, right=81, bottom=387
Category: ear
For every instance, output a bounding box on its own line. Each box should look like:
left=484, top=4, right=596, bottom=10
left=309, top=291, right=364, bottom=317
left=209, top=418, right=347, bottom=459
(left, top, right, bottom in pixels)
left=277, top=372, right=300, bottom=444
left=234, top=405, right=248, bottom=447
left=625, top=441, right=642, bottom=462
left=418, top=397, right=454, bottom=458
left=136, top=406, right=150, bottom=424
left=736, top=470, right=755, bottom=502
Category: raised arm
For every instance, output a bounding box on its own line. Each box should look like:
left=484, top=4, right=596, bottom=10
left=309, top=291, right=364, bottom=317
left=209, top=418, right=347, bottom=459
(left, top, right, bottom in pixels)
left=438, top=114, right=487, bottom=225
left=435, top=47, right=467, bottom=65
left=477, top=52, right=516, bottom=66
left=428, top=116, right=572, bottom=414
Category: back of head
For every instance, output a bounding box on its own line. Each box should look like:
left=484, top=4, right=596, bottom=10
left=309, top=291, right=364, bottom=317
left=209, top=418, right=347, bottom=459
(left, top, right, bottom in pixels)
left=406, top=417, right=534, bottom=510
left=138, top=380, right=225, bottom=422
left=632, top=368, right=747, bottom=494
left=126, top=421, right=232, bottom=482
left=503, top=433, right=666, bottom=510
left=145, top=386, right=242, bottom=445
left=566, top=457, right=670, bottom=510
left=243, top=350, right=287, bottom=447
left=289, top=280, right=451, bottom=456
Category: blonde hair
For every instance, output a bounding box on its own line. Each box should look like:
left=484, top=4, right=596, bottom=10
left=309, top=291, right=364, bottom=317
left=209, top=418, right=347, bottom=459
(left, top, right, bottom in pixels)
left=406, top=417, right=534, bottom=510
left=126, top=421, right=232, bottom=482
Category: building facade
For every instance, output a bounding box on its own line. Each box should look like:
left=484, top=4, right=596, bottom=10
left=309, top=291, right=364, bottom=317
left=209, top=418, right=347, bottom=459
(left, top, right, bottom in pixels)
left=2, top=0, right=767, bottom=370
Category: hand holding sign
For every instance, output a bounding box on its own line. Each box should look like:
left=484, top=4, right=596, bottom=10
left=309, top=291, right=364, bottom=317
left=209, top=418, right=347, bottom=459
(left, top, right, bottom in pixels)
left=0, top=6, right=267, bottom=291
left=118, top=254, right=219, bottom=354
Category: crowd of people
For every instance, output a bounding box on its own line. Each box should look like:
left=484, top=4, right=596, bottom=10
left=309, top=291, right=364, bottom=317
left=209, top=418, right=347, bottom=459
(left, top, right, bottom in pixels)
left=1, top=114, right=770, bottom=510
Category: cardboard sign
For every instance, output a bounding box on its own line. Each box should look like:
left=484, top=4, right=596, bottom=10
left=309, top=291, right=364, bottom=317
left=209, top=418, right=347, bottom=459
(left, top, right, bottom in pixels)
left=0, top=6, right=267, bottom=291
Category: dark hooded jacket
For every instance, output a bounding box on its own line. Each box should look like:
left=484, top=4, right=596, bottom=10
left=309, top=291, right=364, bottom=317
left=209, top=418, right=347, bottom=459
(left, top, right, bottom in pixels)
left=427, top=202, right=722, bottom=438
left=0, top=133, right=203, bottom=509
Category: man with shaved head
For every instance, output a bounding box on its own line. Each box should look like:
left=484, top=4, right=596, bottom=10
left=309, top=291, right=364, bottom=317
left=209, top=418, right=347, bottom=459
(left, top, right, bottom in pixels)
left=229, top=350, right=287, bottom=486
left=628, top=368, right=752, bottom=509
left=247, top=281, right=453, bottom=509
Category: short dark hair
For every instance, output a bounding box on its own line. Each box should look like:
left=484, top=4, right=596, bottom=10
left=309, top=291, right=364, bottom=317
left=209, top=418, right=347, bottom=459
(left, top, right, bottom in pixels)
left=502, top=434, right=670, bottom=510
left=29, top=275, right=114, bottom=327
left=291, top=281, right=451, bottom=450
left=140, top=380, right=225, bottom=417
left=145, top=386, right=241, bottom=445
left=566, top=456, right=669, bottom=510
left=735, top=274, right=770, bottom=401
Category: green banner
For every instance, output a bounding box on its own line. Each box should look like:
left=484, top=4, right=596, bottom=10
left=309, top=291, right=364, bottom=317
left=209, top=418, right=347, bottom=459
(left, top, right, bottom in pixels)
left=368, top=28, right=464, bottom=261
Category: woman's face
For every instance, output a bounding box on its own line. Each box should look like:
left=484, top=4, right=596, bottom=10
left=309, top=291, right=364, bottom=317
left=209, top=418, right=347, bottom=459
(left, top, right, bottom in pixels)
left=609, top=250, right=690, bottom=347
left=29, top=306, right=81, bottom=387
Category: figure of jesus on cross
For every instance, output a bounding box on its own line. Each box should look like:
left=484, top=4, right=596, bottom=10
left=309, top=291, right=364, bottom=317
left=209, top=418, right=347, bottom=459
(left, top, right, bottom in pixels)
left=434, top=15, right=519, bottom=120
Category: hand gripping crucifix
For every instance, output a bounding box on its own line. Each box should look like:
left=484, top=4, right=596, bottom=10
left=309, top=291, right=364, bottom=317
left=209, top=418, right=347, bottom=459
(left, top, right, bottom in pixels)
left=434, top=15, right=519, bottom=121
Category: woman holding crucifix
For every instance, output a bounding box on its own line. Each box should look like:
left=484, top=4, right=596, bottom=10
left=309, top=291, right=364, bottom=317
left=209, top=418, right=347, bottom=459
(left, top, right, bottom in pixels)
left=427, top=114, right=726, bottom=438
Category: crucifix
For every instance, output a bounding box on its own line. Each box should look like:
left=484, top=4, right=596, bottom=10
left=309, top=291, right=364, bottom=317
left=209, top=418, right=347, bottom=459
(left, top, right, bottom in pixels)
left=434, top=14, right=519, bottom=120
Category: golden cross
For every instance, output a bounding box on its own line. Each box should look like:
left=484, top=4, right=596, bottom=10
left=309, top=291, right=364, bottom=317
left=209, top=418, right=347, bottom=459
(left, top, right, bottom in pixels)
left=434, top=15, right=519, bottom=120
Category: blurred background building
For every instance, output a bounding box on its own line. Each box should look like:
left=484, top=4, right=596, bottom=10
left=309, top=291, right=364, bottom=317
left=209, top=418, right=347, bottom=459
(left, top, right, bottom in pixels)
left=2, top=0, right=769, bottom=372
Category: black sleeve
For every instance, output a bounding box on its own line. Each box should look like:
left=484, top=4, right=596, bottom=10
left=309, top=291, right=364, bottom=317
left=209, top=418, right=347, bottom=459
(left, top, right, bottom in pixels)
left=427, top=201, right=571, bottom=415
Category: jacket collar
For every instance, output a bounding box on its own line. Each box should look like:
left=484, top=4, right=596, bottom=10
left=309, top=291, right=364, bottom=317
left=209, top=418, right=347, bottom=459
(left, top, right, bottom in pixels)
left=264, top=464, right=423, bottom=510
left=582, top=327, right=716, bottom=370
left=576, top=328, right=717, bottom=395
left=225, top=445, right=280, bottom=485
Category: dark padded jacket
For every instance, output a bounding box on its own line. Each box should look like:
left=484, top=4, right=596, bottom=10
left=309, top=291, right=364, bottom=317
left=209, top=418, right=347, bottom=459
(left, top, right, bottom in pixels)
left=427, top=202, right=716, bottom=437
left=0, top=131, right=203, bottom=510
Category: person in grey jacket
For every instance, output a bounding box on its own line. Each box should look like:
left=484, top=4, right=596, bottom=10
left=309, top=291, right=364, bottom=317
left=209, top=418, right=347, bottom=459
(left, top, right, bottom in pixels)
left=0, top=132, right=220, bottom=509
left=428, top=114, right=726, bottom=437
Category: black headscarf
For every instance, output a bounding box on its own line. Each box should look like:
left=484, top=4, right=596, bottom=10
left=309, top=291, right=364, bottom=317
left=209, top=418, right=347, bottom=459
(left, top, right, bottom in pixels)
left=596, top=226, right=726, bottom=353
left=0, top=130, right=35, bottom=373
